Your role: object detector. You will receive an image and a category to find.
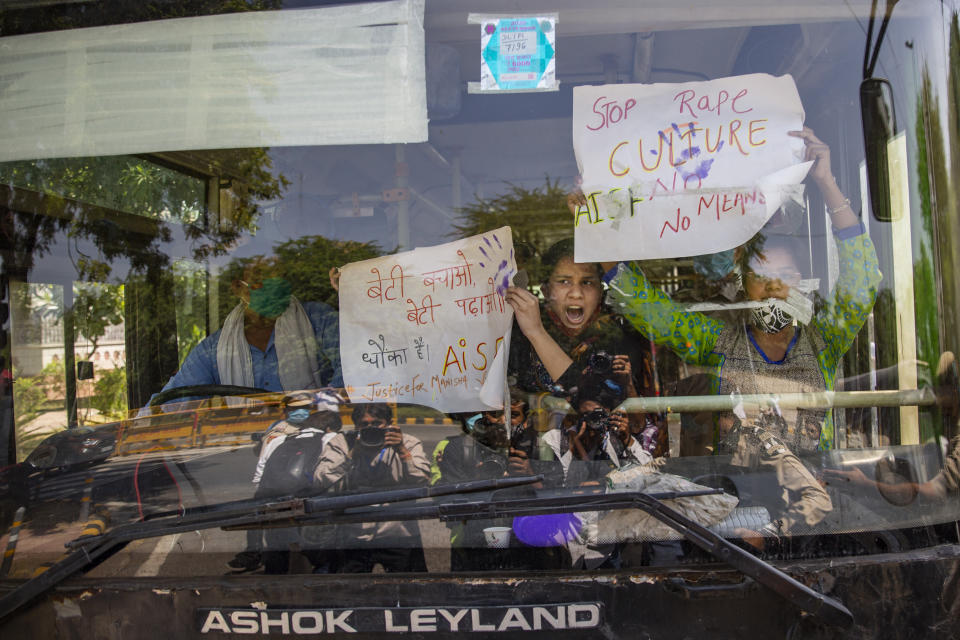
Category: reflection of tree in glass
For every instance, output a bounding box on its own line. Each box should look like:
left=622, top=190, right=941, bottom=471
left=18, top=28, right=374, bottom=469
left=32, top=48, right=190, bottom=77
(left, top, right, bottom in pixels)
left=914, top=68, right=946, bottom=379
left=275, top=236, right=381, bottom=309
left=0, top=157, right=204, bottom=224
left=216, top=236, right=382, bottom=319
left=451, top=179, right=571, bottom=286
left=0, top=147, right=288, bottom=410
left=0, top=148, right=287, bottom=277
left=0, top=0, right=282, bottom=37
left=73, top=283, right=124, bottom=361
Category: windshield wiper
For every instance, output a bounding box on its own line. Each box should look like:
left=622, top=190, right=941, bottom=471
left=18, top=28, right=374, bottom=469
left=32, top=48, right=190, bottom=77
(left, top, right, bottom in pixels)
left=251, top=487, right=853, bottom=627
left=0, top=477, right=853, bottom=628
left=0, top=475, right=542, bottom=621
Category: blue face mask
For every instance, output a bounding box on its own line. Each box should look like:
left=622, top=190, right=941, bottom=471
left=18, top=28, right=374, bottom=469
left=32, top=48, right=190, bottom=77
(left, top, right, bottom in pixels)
left=693, top=249, right=736, bottom=281
left=248, top=277, right=292, bottom=318
left=464, top=414, right=482, bottom=433
left=286, top=408, right=311, bottom=424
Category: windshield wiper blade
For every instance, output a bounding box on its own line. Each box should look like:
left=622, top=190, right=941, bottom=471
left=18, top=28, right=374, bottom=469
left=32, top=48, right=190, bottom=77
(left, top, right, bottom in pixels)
left=0, top=475, right=542, bottom=620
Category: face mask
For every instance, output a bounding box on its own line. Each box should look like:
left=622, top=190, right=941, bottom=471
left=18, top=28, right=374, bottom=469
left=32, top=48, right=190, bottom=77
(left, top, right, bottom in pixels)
left=286, top=408, right=310, bottom=424
left=748, top=278, right=817, bottom=333
left=693, top=249, right=736, bottom=281
left=750, top=303, right=793, bottom=333
left=248, top=277, right=292, bottom=318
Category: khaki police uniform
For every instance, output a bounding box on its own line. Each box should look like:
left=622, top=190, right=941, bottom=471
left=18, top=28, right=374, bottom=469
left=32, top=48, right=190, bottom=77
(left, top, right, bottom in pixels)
left=726, top=422, right=833, bottom=534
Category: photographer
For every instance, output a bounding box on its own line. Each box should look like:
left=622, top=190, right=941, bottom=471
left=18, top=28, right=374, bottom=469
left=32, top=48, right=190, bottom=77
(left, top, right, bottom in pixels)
left=227, top=391, right=343, bottom=574
left=313, top=403, right=430, bottom=573
left=433, top=396, right=562, bottom=489
left=549, top=375, right=653, bottom=487
left=431, top=396, right=564, bottom=570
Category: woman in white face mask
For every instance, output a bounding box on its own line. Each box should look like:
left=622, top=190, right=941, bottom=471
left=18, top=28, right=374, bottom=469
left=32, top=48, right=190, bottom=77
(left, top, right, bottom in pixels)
left=601, top=128, right=883, bottom=454
left=741, top=236, right=812, bottom=347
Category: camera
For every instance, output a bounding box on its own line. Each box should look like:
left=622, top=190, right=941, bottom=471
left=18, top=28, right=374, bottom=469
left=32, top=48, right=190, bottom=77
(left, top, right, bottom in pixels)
left=582, top=408, right=612, bottom=433
left=472, top=416, right=509, bottom=450
left=509, top=422, right=537, bottom=459
left=358, top=426, right=386, bottom=448
left=474, top=446, right=509, bottom=479
left=587, top=350, right=614, bottom=375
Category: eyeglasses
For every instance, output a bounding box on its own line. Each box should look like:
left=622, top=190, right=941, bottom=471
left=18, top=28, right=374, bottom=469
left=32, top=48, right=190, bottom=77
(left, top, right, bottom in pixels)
left=357, top=419, right=387, bottom=428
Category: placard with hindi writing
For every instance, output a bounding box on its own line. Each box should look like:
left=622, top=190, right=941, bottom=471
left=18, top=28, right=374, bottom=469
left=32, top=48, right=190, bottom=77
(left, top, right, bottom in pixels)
left=338, top=227, right=517, bottom=412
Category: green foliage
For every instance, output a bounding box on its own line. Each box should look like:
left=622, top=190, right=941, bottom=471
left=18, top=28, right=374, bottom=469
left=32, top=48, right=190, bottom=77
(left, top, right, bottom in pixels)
left=12, top=359, right=67, bottom=428
left=912, top=64, right=953, bottom=442
left=179, top=324, right=207, bottom=367
left=39, top=359, right=66, bottom=398
left=12, top=375, right=46, bottom=427
left=90, top=367, right=128, bottom=420
left=275, top=236, right=381, bottom=309
left=172, top=262, right=210, bottom=365
left=0, top=156, right=205, bottom=224
left=215, top=236, right=381, bottom=317
left=451, top=179, right=573, bottom=286
left=73, top=282, right=124, bottom=357
left=0, top=0, right=283, bottom=38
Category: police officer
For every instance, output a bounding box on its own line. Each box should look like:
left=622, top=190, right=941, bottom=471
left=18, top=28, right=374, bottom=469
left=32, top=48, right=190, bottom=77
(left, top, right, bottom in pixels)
left=719, top=410, right=833, bottom=547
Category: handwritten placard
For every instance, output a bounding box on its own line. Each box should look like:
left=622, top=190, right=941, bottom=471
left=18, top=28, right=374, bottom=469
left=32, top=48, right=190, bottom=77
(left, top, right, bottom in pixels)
left=572, top=73, right=810, bottom=261
left=339, top=227, right=517, bottom=412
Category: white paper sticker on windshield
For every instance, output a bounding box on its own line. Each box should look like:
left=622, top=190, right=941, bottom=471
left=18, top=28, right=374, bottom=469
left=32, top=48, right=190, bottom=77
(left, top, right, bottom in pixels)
left=469, top=14, right=557, bottom=92
left=572, top=73, right=808, bottom=261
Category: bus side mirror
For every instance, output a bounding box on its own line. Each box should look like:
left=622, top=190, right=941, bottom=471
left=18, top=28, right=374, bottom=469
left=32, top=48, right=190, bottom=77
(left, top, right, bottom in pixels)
left=860, top=77, right=898, bottom=222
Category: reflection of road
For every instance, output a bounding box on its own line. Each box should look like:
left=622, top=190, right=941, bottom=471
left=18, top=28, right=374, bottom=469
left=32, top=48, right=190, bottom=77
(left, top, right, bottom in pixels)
left=55, top=425, right=462, bottom=579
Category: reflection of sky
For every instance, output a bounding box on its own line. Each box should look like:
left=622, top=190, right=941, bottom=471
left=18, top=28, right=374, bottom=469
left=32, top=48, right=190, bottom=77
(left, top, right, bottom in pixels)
left=219, top=120, right=580, bottom=265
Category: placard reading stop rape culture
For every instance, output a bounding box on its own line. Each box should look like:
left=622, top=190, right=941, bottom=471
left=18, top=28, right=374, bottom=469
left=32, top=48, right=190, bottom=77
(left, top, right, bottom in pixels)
left=572, top=73, right=811, bottom=261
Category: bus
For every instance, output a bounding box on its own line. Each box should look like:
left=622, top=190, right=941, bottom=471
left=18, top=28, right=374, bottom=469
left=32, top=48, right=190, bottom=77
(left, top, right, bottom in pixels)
left=1, top=0, right=958, bottom=637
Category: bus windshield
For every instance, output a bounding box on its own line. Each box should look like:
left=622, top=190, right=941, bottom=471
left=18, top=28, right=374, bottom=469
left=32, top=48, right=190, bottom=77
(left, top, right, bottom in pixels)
left=1, top=0, right=959, bottom=636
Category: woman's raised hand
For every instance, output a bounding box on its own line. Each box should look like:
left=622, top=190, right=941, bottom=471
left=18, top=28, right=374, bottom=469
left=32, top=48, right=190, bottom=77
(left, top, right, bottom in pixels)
left=789, top=127, right=832, bottom=186
left=505, top=286, right=546, bottom=339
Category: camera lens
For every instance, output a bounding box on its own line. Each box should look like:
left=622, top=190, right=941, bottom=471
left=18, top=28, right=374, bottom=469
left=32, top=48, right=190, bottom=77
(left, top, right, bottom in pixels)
left=584, top=408, right=610, bottom=432
left=473, top=417, right=508, bottom=449
left=477, top=456, right=508, bottom=479
left=358, top=426, right=385, bottom=447
left=588, top=350, right=614, bottom=375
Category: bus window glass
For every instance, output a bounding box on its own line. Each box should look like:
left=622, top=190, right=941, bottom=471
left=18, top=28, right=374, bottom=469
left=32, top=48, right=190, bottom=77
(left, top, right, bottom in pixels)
left=0, top=0, right=958, bottom=619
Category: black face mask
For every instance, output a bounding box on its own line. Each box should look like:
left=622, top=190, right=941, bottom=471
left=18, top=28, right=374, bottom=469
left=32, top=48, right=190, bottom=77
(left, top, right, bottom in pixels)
left=750, top=303, right=793, bottom=333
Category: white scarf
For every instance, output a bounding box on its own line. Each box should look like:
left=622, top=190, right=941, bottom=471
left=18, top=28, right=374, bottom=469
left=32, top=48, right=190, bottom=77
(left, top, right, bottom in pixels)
left=216, top=297, right=322, bottom=391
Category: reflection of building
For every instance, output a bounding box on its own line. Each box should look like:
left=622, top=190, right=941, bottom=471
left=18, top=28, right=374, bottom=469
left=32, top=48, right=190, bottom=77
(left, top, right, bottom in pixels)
left=13, top=316, right=125, bottom=377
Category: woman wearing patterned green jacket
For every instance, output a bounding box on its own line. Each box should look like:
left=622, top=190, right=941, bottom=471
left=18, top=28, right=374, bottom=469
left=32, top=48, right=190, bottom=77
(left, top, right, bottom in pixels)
left=600, top=128, right=883, bottom=453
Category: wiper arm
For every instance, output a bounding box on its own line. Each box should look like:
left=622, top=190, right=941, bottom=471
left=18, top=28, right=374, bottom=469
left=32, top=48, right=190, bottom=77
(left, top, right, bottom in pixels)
left=0, top=477, right=852, bottom=628
left=300, top=488, right=852, bottom=628
left=629, top=492, right=853, bottom=628
left=0, top=475, right=542, bottom=620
